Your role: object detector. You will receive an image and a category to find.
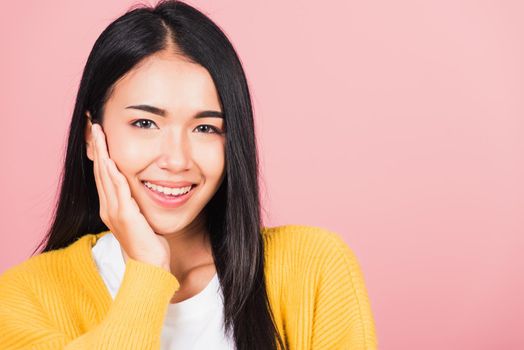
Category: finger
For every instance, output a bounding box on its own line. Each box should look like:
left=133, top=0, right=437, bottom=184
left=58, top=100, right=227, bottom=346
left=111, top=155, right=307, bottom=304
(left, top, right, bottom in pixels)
left=93, top=125, right=119, bottom=215
left=98, top=151, right=119, bottom=217
left=106, top=158, right=155, bottom=255
left=105, top=158, right=135, bottom=214
left=95, top=123, right=111, bottom=159
left=92, top=125, right=108, bottom=219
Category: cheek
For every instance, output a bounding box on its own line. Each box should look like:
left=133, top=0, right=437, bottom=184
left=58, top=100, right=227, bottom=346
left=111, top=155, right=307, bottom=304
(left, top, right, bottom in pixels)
left=106, top=134, right=147, bottom=178
left=195, top=143, right=225, bottom=178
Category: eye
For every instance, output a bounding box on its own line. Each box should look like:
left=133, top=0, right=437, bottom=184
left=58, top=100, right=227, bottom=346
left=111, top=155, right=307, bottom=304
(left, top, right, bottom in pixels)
left=194, top=125, right=223, bottom=134
left=131, top=119, right=159, bottom=129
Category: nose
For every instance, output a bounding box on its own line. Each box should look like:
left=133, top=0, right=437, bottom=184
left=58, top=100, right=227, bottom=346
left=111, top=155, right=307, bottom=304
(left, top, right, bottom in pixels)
left=156, top=128, right=193, bottom=172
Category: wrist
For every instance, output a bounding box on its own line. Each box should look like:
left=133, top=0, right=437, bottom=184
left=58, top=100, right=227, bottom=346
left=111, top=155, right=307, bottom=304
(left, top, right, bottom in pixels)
left=129, top=255, right=171, bottom=272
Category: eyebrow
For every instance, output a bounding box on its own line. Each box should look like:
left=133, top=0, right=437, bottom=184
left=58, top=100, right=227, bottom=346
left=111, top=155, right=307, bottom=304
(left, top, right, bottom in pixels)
left=125, top=104, right=224, bottom=118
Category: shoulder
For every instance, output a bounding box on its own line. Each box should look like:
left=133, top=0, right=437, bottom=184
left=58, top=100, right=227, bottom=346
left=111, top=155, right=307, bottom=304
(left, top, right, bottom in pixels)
left=261, top=224, right=366, bottom=282
left=262, top=224, right=355, bottom=261
left=0, top=232, right=100, bottom=290
left=262, top=225, right=377, bottom=348
left=1, top=250, right=58, bottom=286
left=0, top=250, right=61, bottom=306
left=262, top=223, right=342, bottom=242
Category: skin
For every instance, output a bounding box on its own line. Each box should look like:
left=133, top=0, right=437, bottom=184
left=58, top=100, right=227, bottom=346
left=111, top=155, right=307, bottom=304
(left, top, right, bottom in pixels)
left=84, top=49, right=226, bottom=303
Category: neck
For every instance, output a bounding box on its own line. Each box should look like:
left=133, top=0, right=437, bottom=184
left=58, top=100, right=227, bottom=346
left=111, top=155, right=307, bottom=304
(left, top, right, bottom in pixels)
left=161, top=213, right=215, bottom=282
left=117, top=213, right=215, bottom=282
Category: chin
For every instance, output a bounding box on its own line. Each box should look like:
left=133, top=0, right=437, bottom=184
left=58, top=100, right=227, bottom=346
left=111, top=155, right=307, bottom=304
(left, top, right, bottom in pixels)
left=148, top=220, right=186, bottom=235
left=147, top=211, right=201, bottom=235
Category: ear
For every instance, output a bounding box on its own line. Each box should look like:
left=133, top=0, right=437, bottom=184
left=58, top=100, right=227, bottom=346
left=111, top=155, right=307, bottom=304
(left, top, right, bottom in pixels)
left=85, top=111, right=95, bottom=161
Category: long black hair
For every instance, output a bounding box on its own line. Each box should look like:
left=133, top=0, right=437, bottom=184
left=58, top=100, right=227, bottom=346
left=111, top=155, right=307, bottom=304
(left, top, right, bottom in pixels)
left=30, top=1, right=286, bottom=349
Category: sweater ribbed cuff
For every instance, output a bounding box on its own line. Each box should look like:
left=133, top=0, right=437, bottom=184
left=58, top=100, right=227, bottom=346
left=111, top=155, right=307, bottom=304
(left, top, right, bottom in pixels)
left=95, top=258, right=180, bottom=348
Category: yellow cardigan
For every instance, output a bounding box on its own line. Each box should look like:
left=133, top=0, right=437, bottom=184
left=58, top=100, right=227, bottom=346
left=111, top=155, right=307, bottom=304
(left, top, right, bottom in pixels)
left=0, top=225, right=377, bottom=349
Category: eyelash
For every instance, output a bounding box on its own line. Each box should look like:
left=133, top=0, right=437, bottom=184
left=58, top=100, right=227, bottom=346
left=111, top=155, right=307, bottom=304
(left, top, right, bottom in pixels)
left=131, top=119, right=223, bottom=134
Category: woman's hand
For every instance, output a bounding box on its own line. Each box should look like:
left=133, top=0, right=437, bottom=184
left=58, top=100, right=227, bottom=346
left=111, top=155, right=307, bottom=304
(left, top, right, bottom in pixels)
left=91, top=123, right=171, bottom=272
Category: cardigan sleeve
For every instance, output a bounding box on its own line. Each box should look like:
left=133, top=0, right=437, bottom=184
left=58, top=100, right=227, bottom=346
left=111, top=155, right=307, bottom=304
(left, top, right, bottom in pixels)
left=0, top=257, right=179, bottom=350
left=310, top=231, right=378, bottom=349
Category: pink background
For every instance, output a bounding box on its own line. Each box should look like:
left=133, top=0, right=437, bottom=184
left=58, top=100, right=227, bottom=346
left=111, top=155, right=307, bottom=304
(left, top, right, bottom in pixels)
left=1, top=1, right=523, bottom=349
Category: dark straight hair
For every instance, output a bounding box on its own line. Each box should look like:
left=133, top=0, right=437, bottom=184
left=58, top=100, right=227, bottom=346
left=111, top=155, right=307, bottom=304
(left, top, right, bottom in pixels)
left=30, top=1, right=286, bottom=349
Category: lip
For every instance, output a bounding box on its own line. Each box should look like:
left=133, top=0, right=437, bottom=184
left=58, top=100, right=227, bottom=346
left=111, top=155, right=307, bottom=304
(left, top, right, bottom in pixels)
left=142, top=180, right=195, bottom=188
left=142, top=181, right=196, bottom=209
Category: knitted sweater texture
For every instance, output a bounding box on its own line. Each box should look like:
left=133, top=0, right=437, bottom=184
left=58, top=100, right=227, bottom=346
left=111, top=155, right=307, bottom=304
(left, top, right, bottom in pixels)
left=0, top=225, right=377, bottom=349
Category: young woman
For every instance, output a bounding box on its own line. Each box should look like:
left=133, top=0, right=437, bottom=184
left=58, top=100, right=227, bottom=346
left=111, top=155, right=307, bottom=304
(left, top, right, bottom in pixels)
left=0, top=1, right=377, bottom=349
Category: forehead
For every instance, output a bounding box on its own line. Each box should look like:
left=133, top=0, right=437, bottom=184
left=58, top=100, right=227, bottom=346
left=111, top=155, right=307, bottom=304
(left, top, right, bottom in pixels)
left=106, top=52, right=221, bottom=111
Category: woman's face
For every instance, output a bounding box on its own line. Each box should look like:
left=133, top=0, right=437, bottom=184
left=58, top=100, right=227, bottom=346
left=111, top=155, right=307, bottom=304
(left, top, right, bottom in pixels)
left=85, top=51, right=226, bottom=236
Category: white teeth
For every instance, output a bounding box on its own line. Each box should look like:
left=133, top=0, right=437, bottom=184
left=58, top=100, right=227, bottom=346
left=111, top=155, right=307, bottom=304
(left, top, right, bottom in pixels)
left=143, top=181, right=192, bottom=196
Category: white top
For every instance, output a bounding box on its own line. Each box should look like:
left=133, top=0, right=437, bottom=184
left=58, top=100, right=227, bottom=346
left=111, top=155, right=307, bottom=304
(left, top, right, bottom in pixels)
left=91, top=232, right=235, bottom=349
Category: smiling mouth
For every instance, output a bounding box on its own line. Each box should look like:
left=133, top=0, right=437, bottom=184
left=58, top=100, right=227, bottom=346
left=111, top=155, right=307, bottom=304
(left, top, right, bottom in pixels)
left=139, top=180, right=198, bottom=209
left=140, top=181, right=196, bottom=197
